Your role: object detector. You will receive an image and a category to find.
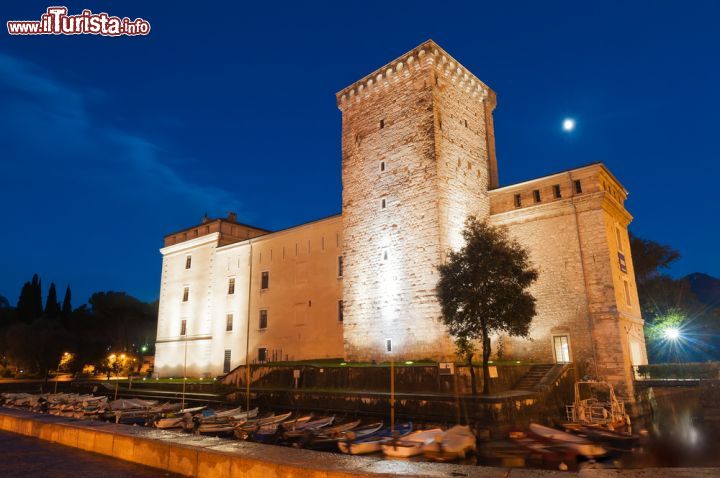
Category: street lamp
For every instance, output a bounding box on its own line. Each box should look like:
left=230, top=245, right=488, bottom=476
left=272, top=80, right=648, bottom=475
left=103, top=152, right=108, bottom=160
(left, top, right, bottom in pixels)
left=664, top=327, right=681, bottom=341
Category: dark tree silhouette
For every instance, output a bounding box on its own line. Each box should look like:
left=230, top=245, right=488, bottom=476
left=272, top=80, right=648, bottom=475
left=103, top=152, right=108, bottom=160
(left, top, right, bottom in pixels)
left=16, top=274, right=43, bottom=323
left=61, top=286, right=72, bottom=326
left=45, top=282, right=61, bottom=319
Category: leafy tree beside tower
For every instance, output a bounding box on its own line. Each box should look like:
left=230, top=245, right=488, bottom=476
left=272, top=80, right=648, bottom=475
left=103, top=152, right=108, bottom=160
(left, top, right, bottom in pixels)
left=436, top=217, right=538, bottom=395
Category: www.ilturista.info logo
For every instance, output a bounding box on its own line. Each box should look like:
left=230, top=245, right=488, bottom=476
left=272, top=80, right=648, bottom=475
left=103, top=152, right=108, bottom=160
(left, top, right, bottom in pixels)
left=7, top=6, right=150, bottom=36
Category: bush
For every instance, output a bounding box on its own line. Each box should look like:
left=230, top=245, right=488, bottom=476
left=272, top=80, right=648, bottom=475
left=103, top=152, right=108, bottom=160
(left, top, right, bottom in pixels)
left=636, top=362, right=719, bottom=379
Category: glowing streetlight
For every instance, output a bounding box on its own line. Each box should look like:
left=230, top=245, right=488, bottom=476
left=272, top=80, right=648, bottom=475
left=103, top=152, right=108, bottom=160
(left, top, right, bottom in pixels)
left=664, top=327, right=681, bottom=341
left=562, top=118, right=576, bottom=132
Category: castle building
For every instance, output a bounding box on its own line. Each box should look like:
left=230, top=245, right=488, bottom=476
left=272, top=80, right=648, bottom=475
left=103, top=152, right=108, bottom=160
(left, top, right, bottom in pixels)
left=153, top=41, right=647, bottom=395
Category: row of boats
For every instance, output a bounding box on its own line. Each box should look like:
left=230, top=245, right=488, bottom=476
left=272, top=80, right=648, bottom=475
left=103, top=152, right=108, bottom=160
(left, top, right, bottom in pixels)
left=0, top=392, right=477, bottom=461
left=1, top=381, right=637, bottom=465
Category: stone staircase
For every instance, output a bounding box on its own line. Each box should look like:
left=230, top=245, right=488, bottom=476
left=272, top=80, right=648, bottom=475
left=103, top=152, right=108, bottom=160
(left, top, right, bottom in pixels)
left=513, top=364, right=556, bottom=391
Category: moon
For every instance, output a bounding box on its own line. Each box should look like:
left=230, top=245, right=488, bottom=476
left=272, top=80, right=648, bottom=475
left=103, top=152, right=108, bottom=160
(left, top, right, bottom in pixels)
left=562, top=118, right=576, bottom=132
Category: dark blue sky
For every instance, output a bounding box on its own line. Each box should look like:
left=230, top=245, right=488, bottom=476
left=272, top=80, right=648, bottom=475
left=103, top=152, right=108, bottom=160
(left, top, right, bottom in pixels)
left=1, top=1, right=718, bottom=305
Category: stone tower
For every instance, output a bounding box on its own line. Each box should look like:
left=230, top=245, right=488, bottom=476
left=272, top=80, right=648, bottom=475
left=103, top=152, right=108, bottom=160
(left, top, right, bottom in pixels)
left=337, top=40, right=499, bottom=360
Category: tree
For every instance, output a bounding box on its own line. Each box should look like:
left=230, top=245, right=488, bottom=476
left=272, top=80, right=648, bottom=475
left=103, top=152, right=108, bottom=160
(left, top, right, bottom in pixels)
left=436, top=217, right=538, bottom=394
left=630, top=234, right=720, bottom=362
left=454, top=336, right=478, bottom=395
left=629, top=234, right=680, bottom=283
left=61, top=286, right=72, bottom=326
left=16, top=274, right=43, bottom=323
left=45, top=282, right=61, bottom=319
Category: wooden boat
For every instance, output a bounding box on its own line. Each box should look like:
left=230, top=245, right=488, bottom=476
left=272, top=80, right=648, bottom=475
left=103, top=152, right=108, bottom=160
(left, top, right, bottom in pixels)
left=381, top=428, right=444, bottom=458
left=337, top=422, right=384, bottom=441
left=283, top=416, right=335, bottom=439
left=529, top=423, right=607, bottom=457
left=562, top=424, right=639, bottom=449
left=315, top=419, right=361, bottom=438
left=155, top=416, right=185, bottom=429
left=337, top=422, right=412, bottom=455
left=250, top=425, right=282, bottom=443
left=198, top=421, right=243, bottom=435
left=564, top=381, right=630, bottom=431
left=295, top=419, right=363, bottom=450
left=233, top=412, right=293, bottom=440
left=202, top=406, right=258, bottom=423
left=281, top=414, right=313, bottom=430
left=422, top=425, right=477, bottom=461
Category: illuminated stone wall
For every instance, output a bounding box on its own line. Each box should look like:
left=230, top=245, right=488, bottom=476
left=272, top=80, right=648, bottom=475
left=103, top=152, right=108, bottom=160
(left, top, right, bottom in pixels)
left=337, top=41, right=496, bottom=360
left=154, top=216, right=345, bottom=377
left=154, top=234, right=219, bottom=377
left=223, top=215, right=345, bottom=365
left=489, top=164, right=647, bottom=395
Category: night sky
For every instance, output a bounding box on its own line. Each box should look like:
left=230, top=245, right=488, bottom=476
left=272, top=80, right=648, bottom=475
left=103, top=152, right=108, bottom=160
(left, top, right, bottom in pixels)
left=1, top=1, right=718, bottom=305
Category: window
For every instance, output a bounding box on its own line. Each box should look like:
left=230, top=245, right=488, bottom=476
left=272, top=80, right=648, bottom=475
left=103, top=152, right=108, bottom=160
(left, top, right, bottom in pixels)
left=381, top=198, right=386, bottom=209
left=616, top=228, right=623, bottom=252
left=385, top=338, right=393, bottom=353
left=338, top=256, right=344, bottom=277
left=338, top=300, right=344, bottom=322
left=464, top=119, right=468, bottom=128
left=227, top=278, right=235, bottom=295
left=379, top=119, right=385, bottom=129
left=261, top=271, right=269, bottom=290
left=185, top=255, right=192, bottom=269
left=257, top=347, right=268, bottom=363
left=182, top=287, right=189, bottom=302
left=382, top=250, right=388, bottom=261
left=533, top=189, right=541, bottom=203
left=553, top=336, right=570, bottom=363
left=223, top=350, right=231, bottom=373
left=380, top=161, right=385, bottom=172
left=553, top=184, right=562, bottom=199
left=226, top=314, right=233, bottom=332
left=624, top=280, right=632, bottom=306
left=514, top=194, right=522, bottom=208
left=574, top=180, right=583, bottom=194
left=259, top=309, right=268, bottom=329
left=180, top=319, right=187, bottom=336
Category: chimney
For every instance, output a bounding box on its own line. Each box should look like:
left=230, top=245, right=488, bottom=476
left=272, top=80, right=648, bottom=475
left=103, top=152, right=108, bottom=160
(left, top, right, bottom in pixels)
left=228, top=212, right=237, bottom=222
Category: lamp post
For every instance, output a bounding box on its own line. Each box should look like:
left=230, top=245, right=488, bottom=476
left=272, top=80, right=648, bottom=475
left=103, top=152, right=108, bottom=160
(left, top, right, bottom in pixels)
left=182, top=337, right=188, bottom=410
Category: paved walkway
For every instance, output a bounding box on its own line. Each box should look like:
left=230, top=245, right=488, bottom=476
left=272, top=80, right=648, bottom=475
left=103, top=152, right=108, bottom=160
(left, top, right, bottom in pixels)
left=0, top=429, right=179, bottom=477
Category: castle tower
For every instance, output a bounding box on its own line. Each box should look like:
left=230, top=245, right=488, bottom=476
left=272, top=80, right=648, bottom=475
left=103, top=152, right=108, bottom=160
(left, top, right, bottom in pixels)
left=337, top=40, right=499, bottom=360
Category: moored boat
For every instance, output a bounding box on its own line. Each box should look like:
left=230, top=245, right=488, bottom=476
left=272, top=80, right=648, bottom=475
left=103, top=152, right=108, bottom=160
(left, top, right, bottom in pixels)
left=337, top=422, right=412, bottom=455
left=381, top=428, right=444, bottom=458
left=283, top=416, right=335, bottom=439
left=529, top=423, right=607, bottom=457
left=422, top=425, right=477, bottom=461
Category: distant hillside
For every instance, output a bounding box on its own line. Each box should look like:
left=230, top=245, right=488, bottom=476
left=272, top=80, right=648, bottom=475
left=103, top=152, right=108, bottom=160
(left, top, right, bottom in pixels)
left=686, top=273, right=720, bottom=307
left=0, top=294, right=9, bottom=309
